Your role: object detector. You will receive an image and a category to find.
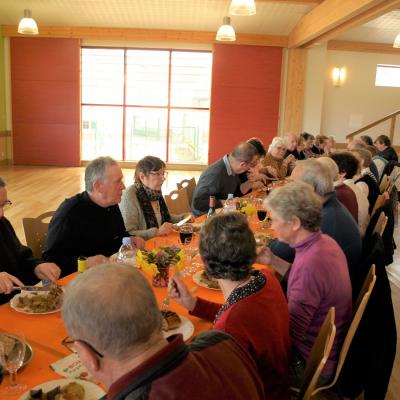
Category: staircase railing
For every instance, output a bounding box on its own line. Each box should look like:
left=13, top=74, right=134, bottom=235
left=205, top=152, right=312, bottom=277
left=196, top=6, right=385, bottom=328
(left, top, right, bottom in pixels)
left=346, top=109, right=400, bottom=142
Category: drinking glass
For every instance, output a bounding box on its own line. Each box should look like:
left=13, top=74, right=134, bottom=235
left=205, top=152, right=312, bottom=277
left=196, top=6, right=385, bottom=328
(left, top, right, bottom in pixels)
left=0, top=331, right=27, bottom=394
left=179, top=224, right=193, bottom=245
left=183, top=238, right=200, bottom=274
left=255, top=198, right=267, bottom=230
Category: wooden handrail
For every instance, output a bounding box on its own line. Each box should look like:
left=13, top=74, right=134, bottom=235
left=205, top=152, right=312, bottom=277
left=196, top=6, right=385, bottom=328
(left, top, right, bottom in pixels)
left=346, top=109, right=400, bottom=141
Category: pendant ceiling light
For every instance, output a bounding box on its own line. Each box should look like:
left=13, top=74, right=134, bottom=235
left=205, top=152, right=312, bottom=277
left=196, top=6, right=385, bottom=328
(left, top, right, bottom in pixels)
left=216, top=17, right=236, bottom=41
left=394, top=33, right=400, bottom=48
left=229, top=0, right=256, bottom=16
left=18, top=9, right=39, bottom=35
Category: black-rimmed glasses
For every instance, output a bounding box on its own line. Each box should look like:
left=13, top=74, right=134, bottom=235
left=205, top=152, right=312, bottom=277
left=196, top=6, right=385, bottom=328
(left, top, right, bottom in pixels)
left=62, top=336, right=104, bottom=358
left=149, top=171, right=168, bottom=178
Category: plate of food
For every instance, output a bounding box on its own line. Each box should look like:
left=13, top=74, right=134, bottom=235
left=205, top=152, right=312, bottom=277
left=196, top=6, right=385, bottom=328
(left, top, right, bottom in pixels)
left=0, top=333, right=33, bottom=372
left=192, top=270, right=221, bottom=291
left=10, top=286, right=63, bottom=315
left=19, top=379, right=105, bottom=400
left=172, top=222, right=203, bottom=233
left=161, top=311, right=194, bottom=341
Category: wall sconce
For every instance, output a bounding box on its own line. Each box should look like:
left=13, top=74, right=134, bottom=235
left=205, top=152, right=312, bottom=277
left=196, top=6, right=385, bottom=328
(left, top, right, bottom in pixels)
left=332, top=66, right=346, bottom=87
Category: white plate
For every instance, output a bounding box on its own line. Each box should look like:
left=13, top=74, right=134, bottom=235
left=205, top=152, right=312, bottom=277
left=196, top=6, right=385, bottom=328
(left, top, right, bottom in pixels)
left=18, top=378, right=105, bottom=400
left=192, top=270, right=221, bottom=291
left=10, top=291, right=62, bottom=315
left=163, top=315, right=194, bottom=341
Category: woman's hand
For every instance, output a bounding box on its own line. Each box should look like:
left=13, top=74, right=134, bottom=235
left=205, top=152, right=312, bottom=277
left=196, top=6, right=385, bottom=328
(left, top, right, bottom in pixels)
left=157, top=222, right=174, bottom=236
left=0, top=272, right=24, bottom=294
left=169, top=274, right=197, bottom=312
left=256, top=246, right=274, bottom=266
left=34, top=263, right=61, bottom=282
left=266, top=166, right=278, bottom=177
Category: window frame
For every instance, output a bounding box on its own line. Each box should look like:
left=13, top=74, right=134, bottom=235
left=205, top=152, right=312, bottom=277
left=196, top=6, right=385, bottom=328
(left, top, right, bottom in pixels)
left=375, top=64, right=400, bottom=88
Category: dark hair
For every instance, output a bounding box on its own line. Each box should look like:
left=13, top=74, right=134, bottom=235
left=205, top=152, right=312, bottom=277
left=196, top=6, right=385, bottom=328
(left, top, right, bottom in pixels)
left=366, top=145, right=378, bottom=157
left=360, top=135, right=373, bottom=146
left=199, top=212, right=256, bottom=281
left=231, top=142, right=257, bottom=164
left=331, top=152, right=359, bottom=179
left=247, top=138, right=266, bottom=156
left=301, top=132, right=314, bottom=141
left=0, top=177, right=6, bottom=188
left=135, top=156, right=166, bottom=183
left=375, top=134, right=391, bottom=147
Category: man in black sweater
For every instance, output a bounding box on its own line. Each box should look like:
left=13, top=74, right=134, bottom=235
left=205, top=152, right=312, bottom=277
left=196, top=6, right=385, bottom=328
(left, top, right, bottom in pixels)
left=374, top=134, right=398, bottom=162
left=43, top=157, right=145, bottom=276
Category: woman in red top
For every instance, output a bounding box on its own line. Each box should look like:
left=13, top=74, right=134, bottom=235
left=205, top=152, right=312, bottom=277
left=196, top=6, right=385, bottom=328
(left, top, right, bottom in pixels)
left=170, top=212, right=290, bottom=400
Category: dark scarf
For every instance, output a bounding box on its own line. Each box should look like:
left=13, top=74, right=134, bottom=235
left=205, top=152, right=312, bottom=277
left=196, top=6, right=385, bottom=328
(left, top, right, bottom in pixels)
left=135, top=182, right=172, bottom=228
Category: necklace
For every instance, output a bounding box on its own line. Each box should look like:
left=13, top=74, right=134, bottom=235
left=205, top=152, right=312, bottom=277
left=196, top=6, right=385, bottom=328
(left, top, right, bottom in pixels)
left=222, top=277, right=252, bottom=299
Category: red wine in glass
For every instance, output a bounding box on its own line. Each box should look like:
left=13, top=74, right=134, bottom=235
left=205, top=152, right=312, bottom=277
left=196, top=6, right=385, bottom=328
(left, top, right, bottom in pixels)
left=180, top=231, right=193, bottom=244
left=257, top=210, right=267, bottom=221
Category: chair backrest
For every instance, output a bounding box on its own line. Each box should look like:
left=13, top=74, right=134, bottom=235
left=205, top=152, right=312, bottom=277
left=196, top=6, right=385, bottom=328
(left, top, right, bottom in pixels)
left=176, top=177, right=196, bottom=205
left=22, top=211, right=55, bottom=258
left=379, top=174, right=390, bottom=193
left=372, top=211, right=388, bottom=237
left=371, top=192, right=388, bottom=217
left=299, top=307, right=336, bottom=400
left=164, top=187, right=191, bottom=214
left=313, top=265, right=376, bottom=396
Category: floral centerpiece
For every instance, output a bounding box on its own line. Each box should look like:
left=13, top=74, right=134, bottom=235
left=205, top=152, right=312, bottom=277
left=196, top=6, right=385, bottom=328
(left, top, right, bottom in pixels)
left=136, top=246, right=185, bottom=287
left=237, top=199, right=257, bottom=217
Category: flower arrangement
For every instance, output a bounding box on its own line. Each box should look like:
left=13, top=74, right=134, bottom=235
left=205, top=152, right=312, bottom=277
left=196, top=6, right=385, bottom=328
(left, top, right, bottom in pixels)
left=237, top=200, right=257, bottom=217
left=136, top=246, right=186, bottom=287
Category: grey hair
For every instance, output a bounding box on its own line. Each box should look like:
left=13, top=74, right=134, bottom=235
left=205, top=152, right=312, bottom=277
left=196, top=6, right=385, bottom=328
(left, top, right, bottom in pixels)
left=351, top=148, right=372, bottom=168
left=231, top=142, right=257, bottom=164
left=0, top=177, right=6, bottom=187
left=293, top=159, right=334, bottom=197
left=268, top=137, right=286, bottom=153
left=265, top=181, right=322, bottom=232
left=62, top=263, right=162, bottom=360
left=85, top=156, right=118, bottom=192
left=317, top=156, right=340, bottom=182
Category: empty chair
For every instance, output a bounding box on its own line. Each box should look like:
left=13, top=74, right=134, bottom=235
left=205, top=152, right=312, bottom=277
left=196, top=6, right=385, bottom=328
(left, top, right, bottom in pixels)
left=164, top=187, right=191, bottom=215
left=291, top=307, right=336, bottom=400
left=22, top=211, right=55, bottom=258
left=177, top=177, right=196, bottom=205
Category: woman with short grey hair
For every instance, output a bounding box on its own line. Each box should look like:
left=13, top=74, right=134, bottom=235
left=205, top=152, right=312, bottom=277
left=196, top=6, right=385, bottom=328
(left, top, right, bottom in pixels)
left=258, top=181, right=352, bottom=389
left=262, top=137, right=294, bottom=179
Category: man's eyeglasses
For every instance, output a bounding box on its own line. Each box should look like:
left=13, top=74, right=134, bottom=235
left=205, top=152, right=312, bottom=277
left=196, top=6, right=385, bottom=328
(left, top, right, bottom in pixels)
left=149, top=171, right=168, bottom=178
left=62, top=336, right=104, bottom=358
left=0, top=200, right=12, bottom=209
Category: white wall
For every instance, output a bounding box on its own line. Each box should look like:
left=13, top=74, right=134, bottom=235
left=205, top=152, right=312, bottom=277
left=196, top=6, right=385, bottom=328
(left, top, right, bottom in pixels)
left=321, top=50, right=400, bottom=144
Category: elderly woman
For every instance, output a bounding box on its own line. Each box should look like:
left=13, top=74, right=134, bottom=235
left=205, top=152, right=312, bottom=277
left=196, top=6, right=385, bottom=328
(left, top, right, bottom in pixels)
left=119, top=156, right=190, bottom=240
left=262, top=137, right=294, bottom=179
left=170, top=212, right=291, bottom=400
left=257, top=181, right=352, bottom=388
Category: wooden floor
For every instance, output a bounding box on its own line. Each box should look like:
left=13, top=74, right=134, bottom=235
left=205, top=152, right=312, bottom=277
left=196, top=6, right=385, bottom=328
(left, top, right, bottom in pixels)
left=1, top=165, right=399, bottom=399
left=0, top=165, right=202, bottom=242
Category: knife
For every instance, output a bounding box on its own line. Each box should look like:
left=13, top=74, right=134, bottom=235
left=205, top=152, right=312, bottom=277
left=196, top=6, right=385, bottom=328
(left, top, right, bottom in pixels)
left=175, top=215, right=192, bottom=227
left=13, top=286, right=52, bottom=292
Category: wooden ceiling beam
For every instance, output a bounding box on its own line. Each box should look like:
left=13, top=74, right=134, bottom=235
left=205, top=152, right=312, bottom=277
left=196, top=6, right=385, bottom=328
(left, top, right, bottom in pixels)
left=288, top=0, right=400, bottom=48
left=0, top=25, right=288, bottom=47
left=328, top=40, right=400, bottom=55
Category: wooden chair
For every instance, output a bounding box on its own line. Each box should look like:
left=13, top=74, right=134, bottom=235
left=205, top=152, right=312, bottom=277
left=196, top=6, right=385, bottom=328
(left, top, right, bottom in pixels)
left=309, top=265, right=376, bottom=399
left=291, top=307, right=336, bottom=400
left=22, top=211, right=55, bottom=258
left=372, top=211, right=388, bottom=237
left=177, top=177, right=196, bottom=205
left=379, top=174, right=390, bottom=193
left=164, top=187, right=191, bottom=214
left=371, top=192, right=388, bottom=217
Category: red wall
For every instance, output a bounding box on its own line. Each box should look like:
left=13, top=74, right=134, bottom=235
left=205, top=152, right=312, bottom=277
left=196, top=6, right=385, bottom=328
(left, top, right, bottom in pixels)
left=11, top=38, right=80, bottom=166
left=209, top=44, right=282, bottom=163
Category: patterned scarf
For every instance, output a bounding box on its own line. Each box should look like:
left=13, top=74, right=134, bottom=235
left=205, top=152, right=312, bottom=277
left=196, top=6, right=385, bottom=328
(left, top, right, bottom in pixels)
left=134, top=182, right=172, bottom=228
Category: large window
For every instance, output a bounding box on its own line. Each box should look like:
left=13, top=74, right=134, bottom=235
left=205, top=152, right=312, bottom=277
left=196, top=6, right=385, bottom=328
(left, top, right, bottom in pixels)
left=375, top=64, right=400, bottom=88
left=81, top=48, right=212, bottom=164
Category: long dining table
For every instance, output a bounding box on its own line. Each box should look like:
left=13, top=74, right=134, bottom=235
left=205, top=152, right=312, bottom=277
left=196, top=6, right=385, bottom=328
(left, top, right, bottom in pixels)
left=1, top=205, right=275, bottom=399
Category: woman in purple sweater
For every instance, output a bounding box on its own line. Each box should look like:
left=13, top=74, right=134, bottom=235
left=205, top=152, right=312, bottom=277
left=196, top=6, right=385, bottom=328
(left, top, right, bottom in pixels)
left=257, top=181, right=352, bottom=387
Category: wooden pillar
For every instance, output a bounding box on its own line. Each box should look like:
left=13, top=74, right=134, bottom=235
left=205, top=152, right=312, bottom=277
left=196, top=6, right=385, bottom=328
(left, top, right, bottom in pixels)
left=283, top=48, right=306, bottom=135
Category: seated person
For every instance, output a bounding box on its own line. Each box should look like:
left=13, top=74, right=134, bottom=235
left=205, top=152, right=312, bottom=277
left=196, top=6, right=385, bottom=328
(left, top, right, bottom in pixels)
left=119, top=156, right=192, bottom=240
left=374, top=134, right=398, bottom=162
left=317, top=156, right=358, bottom=222
left=0, top=177, right=60, bottom=304
left=262, top=137, right=294, bottom=180
left=325, top=135, right=336, bottom=156
left=170, top=212, right=290, bottom=400
left=191, top=142, right=258, bottom=216
left=331, top=152, right=370, bottom=236
left=351, top=148, right=380, bottom=215
left=301, top=132, right=318, bottom=158
left=43, top=157, right=144, bottom=276
left=313, top=135, right=329, bottom=155
left=62, top=264, right=265, bottom=400
left=257, top=181, right=352, bottom=388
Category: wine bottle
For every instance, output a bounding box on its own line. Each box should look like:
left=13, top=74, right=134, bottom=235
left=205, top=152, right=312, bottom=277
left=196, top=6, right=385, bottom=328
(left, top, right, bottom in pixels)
left=207, top=196, right=216, bottom=218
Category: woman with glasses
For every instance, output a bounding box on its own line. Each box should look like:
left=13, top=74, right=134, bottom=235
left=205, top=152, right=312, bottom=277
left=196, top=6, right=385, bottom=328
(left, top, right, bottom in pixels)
left=262, top=137, right=295, bottom=180
left=120, top=156, right=192, bottom=240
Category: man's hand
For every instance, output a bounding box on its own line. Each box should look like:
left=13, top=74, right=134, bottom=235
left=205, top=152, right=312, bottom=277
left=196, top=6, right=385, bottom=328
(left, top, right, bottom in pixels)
left=0, top=272, right=24, bottom=294
left=132, top=236, right=145, bottom=250
left=34, top=263, right=61, bottom=282
left=157, top=222, right=174, bottom=236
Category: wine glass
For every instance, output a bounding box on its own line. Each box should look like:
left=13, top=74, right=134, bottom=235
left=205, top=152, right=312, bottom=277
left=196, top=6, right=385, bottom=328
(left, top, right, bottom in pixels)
left=179, top=224, right=193, bottom=245
left=0, top=331, right=27, bottom=394
left=255, top=198, right=268, bottom=230
left=183, top=238, right=200, bottom=274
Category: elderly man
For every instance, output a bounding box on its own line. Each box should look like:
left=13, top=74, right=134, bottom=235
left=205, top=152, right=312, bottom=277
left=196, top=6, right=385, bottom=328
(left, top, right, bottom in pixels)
left=43, top=157, right=144, bottom=276
left=62, top=264, right=265, bottom=399
left=191, top=142, right=258, bottom=216
left=0, top=177, right=60, bottom=304
left=268, top=159, right=362, bottom=289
